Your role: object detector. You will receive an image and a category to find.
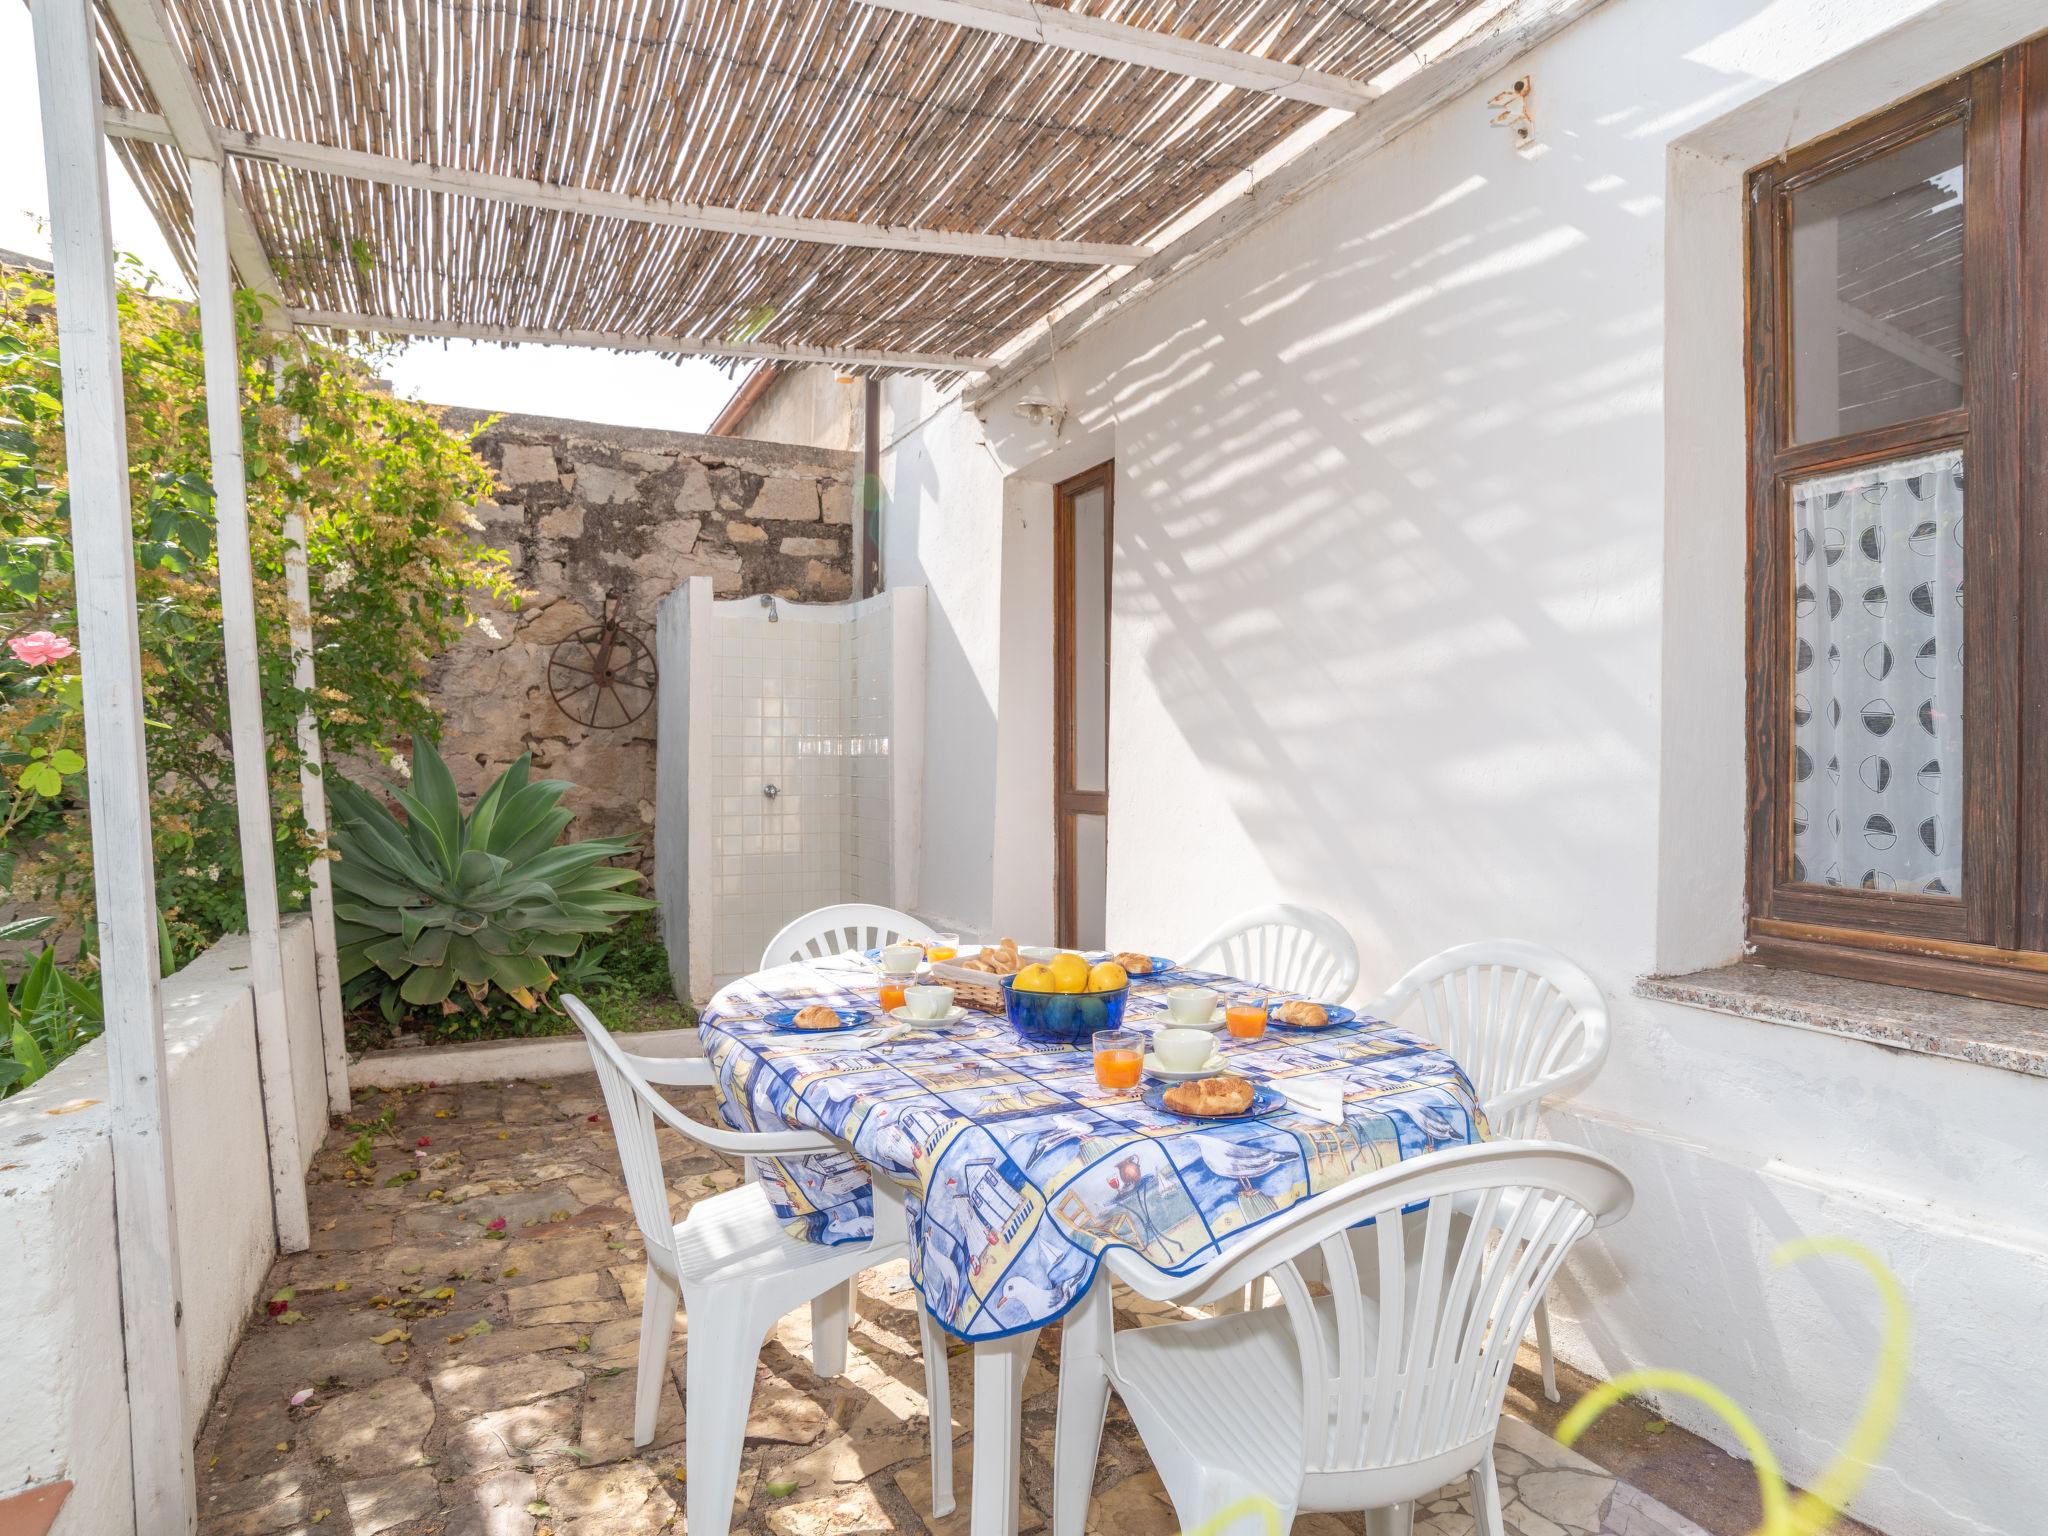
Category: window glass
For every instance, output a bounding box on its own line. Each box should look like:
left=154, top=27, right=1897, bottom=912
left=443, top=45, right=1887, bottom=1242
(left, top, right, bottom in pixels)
left=1074, top=812, right=1107, bottom=951
left=1789, top=449, right=1964, bottom=894
left=1790, top=123, right=1965, bottom=443
left=1068, top=485, right=1108, bottom=795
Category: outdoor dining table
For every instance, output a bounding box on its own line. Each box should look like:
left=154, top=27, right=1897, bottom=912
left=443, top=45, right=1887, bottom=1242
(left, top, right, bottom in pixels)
left=698, top=951, right=1491, bottom=1536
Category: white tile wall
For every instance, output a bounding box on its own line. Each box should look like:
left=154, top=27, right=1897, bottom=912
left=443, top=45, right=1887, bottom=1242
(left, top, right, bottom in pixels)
left=701, top=598, right=897, bottom=987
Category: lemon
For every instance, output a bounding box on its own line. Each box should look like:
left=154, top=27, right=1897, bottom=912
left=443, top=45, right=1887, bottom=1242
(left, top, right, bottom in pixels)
left=1087, top=961, right=1128, bottom=993
left=1048, top=952, right=1091, bottom=994
left=1013, top=963, right=1059, bottom=993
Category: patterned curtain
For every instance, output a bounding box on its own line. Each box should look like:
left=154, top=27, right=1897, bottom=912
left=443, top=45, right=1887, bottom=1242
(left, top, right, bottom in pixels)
left=1790, top=448, right=1964, bottom=894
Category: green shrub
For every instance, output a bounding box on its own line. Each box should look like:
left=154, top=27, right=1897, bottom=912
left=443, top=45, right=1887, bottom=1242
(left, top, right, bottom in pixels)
left=332, top=735, right=654, bottom=1025
left=0, top=258, right=514, bottom=947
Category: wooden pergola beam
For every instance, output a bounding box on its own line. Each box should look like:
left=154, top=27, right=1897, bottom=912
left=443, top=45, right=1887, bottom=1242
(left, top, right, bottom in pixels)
left=102, top=108, right=1150, bottom=268
left=101, top=0, right=287, bottom=319
left=289, top=309, right=995, bottom=374
left=852, top=0, right=1382, bottom=112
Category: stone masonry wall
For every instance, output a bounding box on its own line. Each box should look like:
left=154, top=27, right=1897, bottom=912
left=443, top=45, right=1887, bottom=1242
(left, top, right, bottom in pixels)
left=426, top=407, right=857, bottom=863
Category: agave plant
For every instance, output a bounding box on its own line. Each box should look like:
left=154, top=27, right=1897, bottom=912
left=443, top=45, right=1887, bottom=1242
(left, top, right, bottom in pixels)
left=331, top=736, right=654, bottom=1018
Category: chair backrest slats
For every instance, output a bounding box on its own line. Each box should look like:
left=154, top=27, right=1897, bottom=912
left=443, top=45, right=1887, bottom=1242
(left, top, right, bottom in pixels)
left=1271, top=1261, right=1331, bottom=1453
left=1112, top=1145, right=1627, bottom=1479
left=760, top=902, right=938, bottom=974
left=1377, top=942, right=1610, bottom=1139
left=1186, top=904, right=1361, bottom=1004
left=579, top=1029, right=687, bottom=1276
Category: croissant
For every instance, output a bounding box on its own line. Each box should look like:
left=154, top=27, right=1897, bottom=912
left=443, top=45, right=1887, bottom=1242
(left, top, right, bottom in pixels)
left=1276, top=1000, right=1329, bottom=1028
left=1162, top=1076, right=1257, bottom=1116
left=792, top=1005, right=843, bottom=1030
left=1113, top=951, right=1154, bottom=975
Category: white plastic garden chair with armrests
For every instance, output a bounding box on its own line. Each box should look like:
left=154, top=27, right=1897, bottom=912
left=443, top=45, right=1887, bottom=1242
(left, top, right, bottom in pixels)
left=760, top=902, right=939, bottom=972
left=1049, top=1141, right=1632, bottom=1536
left=1373, top=940, right=1611, bottom=1401
left=1185, top=904, right=1360, bottom=1004
left=568, top=997, right=954, bottom=1536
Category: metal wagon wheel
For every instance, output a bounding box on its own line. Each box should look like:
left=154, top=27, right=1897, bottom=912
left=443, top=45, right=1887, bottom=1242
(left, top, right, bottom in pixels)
left=547, top=590, right=658, bottom=729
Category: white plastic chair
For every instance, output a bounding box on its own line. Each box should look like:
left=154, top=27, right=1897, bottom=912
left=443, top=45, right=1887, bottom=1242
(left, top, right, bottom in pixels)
left=1374, top=940, right=1611, bottom=1400
left=1050, top=1142, right=1632, bottom=1536
left=759, top=901, right=939, bottom=972
left=1185, top=904, right=1360, bottom=1004
left=569, top=997, right=954, bottom=1536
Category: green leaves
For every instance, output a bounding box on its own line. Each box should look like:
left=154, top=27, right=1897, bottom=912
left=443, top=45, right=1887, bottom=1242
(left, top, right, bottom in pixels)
left=333, top=736, right=654, bottom=1024
left=0, top=258, right=518, bottom=960
left=0, top=941, right=103, bottom=1098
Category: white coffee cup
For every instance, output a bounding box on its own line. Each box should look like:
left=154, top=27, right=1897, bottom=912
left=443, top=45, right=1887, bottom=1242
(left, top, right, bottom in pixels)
left=1019, top=945, right=1058, bottom=964
left=879, top=944, right=924, bottom=976
left=1152, top=1027, right=1217, bottom=1073
left=1165, top=986, right=1220, bottom=1025
left=906, top=984, right=955, bottom=1020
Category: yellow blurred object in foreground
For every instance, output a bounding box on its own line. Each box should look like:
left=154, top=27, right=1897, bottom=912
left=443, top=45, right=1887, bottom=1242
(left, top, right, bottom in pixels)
left=1557, top=1236, right=1908, bottom=1536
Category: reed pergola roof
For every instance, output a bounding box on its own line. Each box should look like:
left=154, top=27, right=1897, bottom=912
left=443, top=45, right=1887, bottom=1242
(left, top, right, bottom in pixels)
left=88, top=0, right=1571, bottom=378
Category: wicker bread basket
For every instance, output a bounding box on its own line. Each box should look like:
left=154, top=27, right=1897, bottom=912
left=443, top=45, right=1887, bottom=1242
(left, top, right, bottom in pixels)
left=925, top=959, right=1011, bottom=1014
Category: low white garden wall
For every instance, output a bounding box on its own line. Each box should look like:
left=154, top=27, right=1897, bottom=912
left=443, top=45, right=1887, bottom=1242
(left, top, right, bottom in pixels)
left=0, top=917, right=324, bottom=1533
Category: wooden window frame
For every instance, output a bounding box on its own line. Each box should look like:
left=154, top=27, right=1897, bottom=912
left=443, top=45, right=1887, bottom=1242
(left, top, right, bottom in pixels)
left=1743, top=40, right=2048, bottom=1006
left=1053, top=460, right=1114, bottom=949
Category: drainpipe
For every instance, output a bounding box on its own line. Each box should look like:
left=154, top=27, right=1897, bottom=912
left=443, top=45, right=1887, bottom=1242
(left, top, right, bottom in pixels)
left=862, top=378, right=882, bottom=598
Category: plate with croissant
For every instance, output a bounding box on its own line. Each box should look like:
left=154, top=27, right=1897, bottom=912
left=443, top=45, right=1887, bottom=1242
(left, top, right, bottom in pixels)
left=1263, top=1001, right=1355, bottom=1033
left=764, top=1005, right=874, bottom=1032
left=1143, top=1075, right=1285, bottom=1120
left=1112, top=951, right=1176, bottom=978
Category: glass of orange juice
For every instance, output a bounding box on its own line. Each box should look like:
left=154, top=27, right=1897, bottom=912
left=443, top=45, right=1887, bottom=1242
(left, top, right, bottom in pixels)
left=926, top=931, right=960, bottom=963
left=1093, top=1028, right=1142, bottom=1091
left=879, top=980, right=908, bottom=1013
left=1225, top=1001, right=1269, bottom=1040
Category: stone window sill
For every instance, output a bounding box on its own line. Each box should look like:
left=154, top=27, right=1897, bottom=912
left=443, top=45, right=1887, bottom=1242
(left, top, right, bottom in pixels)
left=1634, top=963, right=2048, bottom=1080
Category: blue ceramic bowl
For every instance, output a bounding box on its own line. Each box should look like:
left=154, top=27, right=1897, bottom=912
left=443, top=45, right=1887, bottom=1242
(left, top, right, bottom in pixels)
left=1002, top=975, right=1130, bottom=1045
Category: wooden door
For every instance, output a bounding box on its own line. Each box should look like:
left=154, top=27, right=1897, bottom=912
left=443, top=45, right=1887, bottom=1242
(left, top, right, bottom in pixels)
left=1054, top=461, right=1113, bottom=948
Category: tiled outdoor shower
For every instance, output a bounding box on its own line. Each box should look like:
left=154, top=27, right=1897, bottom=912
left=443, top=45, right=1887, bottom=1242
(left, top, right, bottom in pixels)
left=656, top=580, right=927, bottom=996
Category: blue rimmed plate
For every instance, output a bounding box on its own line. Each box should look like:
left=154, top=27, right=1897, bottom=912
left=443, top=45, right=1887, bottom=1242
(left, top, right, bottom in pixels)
left=1265, top=1003, right=1357, bottom=1033
left=763, top=1006, right=873, bottom=1032
left=1125, top=955, right=1179, bottom=979
left=1141, top=1081, right=1286, bottom=1120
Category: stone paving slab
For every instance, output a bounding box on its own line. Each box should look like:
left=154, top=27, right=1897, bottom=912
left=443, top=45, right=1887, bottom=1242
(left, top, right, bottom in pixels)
left=192, top=1075, right=1719, bottom=1536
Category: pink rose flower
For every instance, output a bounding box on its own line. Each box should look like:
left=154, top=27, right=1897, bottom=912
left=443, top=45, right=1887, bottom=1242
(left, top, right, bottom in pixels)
left=8, top=631, right=75, bottom=667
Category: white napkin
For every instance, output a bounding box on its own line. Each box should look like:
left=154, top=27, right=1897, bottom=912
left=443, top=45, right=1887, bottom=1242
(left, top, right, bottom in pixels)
left=1277, top=1080, right=1346, bottom=1125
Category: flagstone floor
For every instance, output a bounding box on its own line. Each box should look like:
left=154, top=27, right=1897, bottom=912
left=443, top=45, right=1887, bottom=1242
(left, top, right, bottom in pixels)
left=191, top=1076, right=1781, bottom=1536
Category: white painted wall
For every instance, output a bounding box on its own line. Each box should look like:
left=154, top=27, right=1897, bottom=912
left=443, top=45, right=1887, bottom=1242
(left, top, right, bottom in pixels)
left=876, top=3, right=2048, bottom=1531
left=0, top=918, right=325, bottom=1531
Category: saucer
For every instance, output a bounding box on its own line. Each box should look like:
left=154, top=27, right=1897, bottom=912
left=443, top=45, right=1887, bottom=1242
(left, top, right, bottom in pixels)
left=1143, top=1049, right=1226, bottom=1082
left=889, top=1004, right=969, bottom=1026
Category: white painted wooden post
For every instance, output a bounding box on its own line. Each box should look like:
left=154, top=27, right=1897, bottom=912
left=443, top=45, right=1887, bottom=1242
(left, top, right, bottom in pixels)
left=191, top=155, right=311, bottom=1251
left=271, top=359, right=348, bottom=1114
left=32, top=2, right=196, bottom=1529
left=283, top=492, right=350, bottom=1115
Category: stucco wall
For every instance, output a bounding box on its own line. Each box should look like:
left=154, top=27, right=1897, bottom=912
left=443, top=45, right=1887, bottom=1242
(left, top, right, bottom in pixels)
left=873, top=3, right=2048, bottom=1532
left=724, top=367, right=862, bottom=452
left=424, top=409, right=856, bottom=860
left=0, top=918, right=323, bottom=1531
